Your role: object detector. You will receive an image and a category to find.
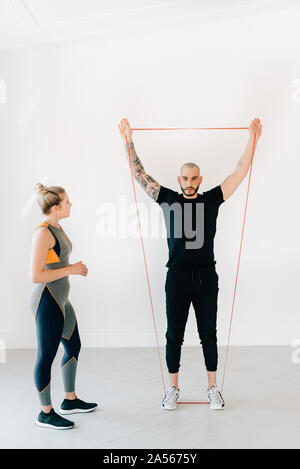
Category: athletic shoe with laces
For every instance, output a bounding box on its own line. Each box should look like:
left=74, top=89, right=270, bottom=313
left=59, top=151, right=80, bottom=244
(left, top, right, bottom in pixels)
left=207, top=384, right=225, bottom=410
left=35, top=408, right=74, bottom=429
left=59, top=397, right=98, bottom=415
left=162, top=385, right=180, bottom=410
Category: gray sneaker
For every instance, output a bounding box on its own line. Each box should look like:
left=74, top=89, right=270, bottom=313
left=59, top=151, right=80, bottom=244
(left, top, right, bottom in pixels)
left=207, top=385, right=225, bottom=410
left=162, top=385, right=180, bottom=410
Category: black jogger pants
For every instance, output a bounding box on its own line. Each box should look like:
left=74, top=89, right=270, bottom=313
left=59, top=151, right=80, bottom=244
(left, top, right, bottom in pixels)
left=164, top=264, right=219, bottom=374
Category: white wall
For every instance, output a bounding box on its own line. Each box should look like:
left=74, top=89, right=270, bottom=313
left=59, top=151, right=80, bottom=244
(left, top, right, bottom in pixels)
left=0, top=6, right=299, bottom=349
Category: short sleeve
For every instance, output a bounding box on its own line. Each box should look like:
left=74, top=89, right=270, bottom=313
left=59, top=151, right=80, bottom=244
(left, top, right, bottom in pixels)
left=156, top=185, right=166, bottom=204
left=156, top=185, right=178, bottom=204
left=204, top=185, right=225, bottom=207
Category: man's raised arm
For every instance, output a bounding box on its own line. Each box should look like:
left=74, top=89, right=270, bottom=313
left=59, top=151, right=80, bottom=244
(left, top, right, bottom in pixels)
left=220, top=118, right=262, bottom=201
left=119, top=118, right=161, bottom=201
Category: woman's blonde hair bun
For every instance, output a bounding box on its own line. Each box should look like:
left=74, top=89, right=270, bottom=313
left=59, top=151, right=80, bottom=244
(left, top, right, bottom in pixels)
left=34, top=183, right=49, bottom=197
left=34, top=183, right=65, bottom=215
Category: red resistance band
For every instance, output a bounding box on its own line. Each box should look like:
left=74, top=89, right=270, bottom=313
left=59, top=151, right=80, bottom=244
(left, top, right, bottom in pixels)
left=125, top=127, right=256, bottom=404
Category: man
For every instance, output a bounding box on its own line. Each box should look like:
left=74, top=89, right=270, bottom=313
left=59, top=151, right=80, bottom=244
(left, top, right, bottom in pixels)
left=118, top=117, right=262, bottom=410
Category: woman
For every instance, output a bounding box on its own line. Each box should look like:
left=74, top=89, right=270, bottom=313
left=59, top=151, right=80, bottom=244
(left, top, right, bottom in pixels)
left=30, top=183, right=97, bottom=429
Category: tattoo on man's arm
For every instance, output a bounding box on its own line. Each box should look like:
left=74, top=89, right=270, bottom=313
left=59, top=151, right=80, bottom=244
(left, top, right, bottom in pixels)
left=135, top=170, right=160, bottom=200
left=127, top=142, right=144, bottom=173
left=125, top=142, right=160, bottom=201
left=147, top=184, right=160, bottom=200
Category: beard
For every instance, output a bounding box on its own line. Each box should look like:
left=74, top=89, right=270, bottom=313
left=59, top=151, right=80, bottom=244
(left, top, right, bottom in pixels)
left=179, top=183, right=200, bottom=197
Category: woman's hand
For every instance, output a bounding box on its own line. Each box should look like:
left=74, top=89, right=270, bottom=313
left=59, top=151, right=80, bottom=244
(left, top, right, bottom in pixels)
left=69, top=261, right=88, bottom=276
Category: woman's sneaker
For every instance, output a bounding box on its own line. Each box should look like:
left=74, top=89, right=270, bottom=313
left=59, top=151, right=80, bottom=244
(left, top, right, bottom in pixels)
left=207, top=385, right=225, bottom=410
left=36, top=408, right=74, bottom=429
left=162, top=385, right=180, bottom=410
left=59, top=397, right=98, bottom=415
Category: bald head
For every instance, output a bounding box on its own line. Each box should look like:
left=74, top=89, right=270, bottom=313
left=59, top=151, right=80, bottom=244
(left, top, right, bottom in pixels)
left=180, top=162, right=200, bottom=175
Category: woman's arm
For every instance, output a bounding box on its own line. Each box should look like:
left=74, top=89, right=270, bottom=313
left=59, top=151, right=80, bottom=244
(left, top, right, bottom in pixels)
left=30, top=227, right=87, bottom=283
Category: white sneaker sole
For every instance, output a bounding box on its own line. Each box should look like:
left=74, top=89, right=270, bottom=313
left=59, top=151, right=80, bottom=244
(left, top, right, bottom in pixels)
left=162, top=404, right=177, bottom=410
left=58, top=406, right=97, bottom=415
left=35, top=420, right=74, bottom=430
left=209, top=403, right=225, bottom=410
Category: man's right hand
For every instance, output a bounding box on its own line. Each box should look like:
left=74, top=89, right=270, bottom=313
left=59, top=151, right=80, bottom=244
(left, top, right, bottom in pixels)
left=118, top=118, right=133, bottom=142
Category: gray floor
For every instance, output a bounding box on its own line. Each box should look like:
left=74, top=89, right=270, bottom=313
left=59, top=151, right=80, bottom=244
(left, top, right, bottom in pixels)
left=0, top=346, right=299, bottom=449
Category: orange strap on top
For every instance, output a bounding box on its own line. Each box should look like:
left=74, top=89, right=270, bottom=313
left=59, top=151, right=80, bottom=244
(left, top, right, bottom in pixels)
left=125, top=127, right=256, bottom=404
left=34, top=222, right=49, bottom=229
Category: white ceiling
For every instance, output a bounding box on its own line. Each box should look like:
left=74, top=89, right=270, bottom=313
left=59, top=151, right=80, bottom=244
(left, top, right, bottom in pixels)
left=0, top=0, right=299, bottom=54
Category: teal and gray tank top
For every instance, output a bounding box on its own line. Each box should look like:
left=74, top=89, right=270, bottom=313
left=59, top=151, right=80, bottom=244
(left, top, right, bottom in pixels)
left=29, top=222, right=77, bottom=339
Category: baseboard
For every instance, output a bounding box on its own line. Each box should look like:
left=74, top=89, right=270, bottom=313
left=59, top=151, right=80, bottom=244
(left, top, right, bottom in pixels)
left=0, top=331, right=293, bottom=349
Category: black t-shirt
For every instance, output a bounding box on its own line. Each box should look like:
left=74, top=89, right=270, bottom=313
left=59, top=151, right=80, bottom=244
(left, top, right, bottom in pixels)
left=156, top=185, right=225, bottom=269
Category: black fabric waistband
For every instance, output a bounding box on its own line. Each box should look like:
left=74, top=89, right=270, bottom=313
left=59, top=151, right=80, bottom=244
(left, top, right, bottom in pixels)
left=167, top=261, right=216, bottom=272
